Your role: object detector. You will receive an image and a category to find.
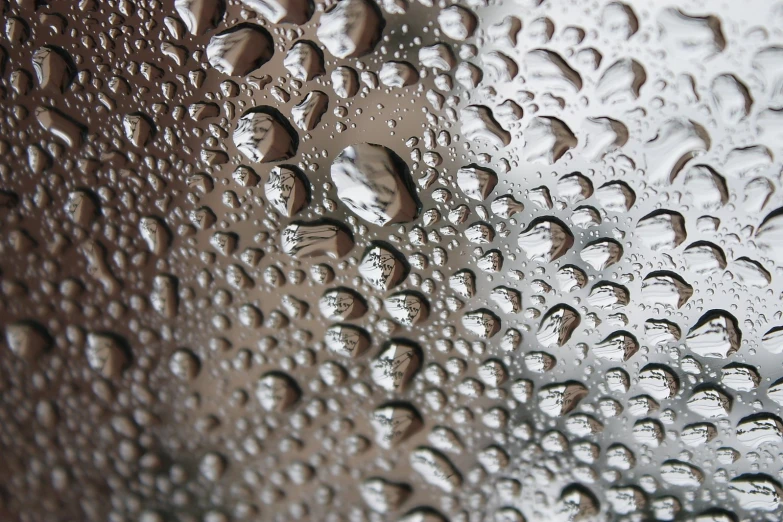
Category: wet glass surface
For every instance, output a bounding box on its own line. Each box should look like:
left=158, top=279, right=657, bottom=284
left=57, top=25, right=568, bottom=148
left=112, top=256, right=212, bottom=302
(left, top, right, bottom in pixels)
left=3, top=0, right=783, bottom=520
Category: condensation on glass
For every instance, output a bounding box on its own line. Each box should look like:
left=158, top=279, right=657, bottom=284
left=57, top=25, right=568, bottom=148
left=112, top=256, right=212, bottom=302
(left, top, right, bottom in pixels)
left=2, top=0, right=783, bottom=520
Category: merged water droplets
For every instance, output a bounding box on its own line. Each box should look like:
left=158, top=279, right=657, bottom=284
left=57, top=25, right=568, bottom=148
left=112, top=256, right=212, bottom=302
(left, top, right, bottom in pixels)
left=281, top=220, right=354, bottom=258
left=437, top=5, right=477, bottom=41
left=359, top=242, right=408, bottom=290
left=206, top=23, right=274, bottom=76
left=537, top=304, right=580, bottom=347
left=5, top=320, right=51, bottom=362
left=686, top=310, right=742, bottom=359
left=331, top=143, right=418, bottom=226
left=317, top=0, right=385, bottom=58
left=518, top=217, right=574, bottom=263
left=241, top=0, right=313, bottom=25
left=460, top=105, right=511, bottom=148
left=234, top=107, right=298, bottom=162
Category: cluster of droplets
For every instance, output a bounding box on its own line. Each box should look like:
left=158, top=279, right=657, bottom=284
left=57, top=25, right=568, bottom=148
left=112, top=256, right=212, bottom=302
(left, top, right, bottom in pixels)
left=4, top=0, right=783, bottom=520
